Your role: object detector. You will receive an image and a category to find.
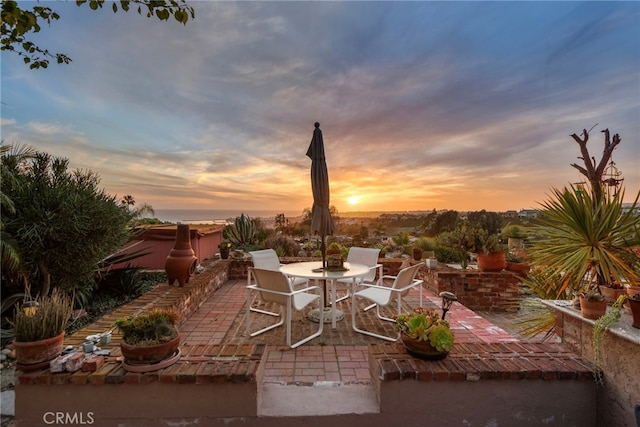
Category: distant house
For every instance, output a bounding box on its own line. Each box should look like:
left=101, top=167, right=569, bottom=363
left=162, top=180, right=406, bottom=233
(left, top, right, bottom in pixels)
left=518, top=209, right=540, bottom=219
left=502, top=210, right=518, bottom=219
left=622, top=205, right=640, bottom=216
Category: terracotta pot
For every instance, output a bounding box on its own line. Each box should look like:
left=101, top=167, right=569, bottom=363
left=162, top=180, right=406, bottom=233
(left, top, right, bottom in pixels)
left=627, top=298, right=640, bottom=329
left=626, top=286, right=640, bottom=299
left=579, top=296, right=607, bottom=320
left=506, top=262, right=530, bottom=277
left=120, top=334, right=180, bottom=365
left=165, top=224, right=198, bottom=287
left=400, top=333, right=449, bottom=360
left=14, top=331, right=65, bottom=371
left=477, top=252, right=507, bottom=272
left=599, top=285, right=626, bottom=304
left=412, top=247, right=423, bottom=261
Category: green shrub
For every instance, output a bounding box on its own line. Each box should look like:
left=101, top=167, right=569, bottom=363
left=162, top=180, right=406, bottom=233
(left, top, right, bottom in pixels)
left=266, top=236, right=300, bottom=257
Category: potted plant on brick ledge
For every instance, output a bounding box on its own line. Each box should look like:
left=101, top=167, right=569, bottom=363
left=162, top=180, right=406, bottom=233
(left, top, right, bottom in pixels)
left=466, top=227, right=506, bottom=272
left=114, top=308, right=181, bottom=372
left=12, top=289, right=73, bottom=372
left=395, top=307, right=454, bottom=360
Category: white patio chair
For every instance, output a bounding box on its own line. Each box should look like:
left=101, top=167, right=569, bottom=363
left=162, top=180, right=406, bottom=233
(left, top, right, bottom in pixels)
left=334, top=247, right=382, bottom=303
left=351, top=263, right=423, bottom=342
left=246, top=268, right=323, bottom=348
left=249, top=249, right=308, bottom=287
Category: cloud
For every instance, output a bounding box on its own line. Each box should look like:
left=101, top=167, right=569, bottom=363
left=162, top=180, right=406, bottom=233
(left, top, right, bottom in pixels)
left=1, top=1, right=638, bottom=213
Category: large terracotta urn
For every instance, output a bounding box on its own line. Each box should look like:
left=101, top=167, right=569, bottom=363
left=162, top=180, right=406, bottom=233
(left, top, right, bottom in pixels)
left=165, top=224, right=197, bottom=287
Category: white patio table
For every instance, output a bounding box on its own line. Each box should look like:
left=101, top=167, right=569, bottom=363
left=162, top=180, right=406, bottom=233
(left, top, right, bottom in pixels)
left=279, top=261, right=370, bottom=329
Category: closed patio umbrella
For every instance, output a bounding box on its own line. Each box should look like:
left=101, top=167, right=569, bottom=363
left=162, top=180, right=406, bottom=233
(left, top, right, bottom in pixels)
left=306, top=122, right=335, bottom=269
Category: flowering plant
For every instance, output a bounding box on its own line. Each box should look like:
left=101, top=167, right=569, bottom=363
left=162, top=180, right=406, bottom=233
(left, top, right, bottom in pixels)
left=395, top=307, right=454, bottom=352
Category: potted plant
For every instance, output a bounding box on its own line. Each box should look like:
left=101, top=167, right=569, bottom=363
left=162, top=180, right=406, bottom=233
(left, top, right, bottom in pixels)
left=415, top=237, right=437, bottom=259
left=528, top=186, right=639, bottom=304
left=114, top=308, right=180, bottom=370
left=218, top=241, right=231, bottom=259
left=502, top=224, right=527, bottom=250
left=627, top=292, right=640, bottom=328
left=506, top=250, right=530, bottom=277
left=465, top=227, right=506, bottom=272
left=599, top=281, right=626, bottom=304
left=374, top=243, right=387, bottom=259
left=394, top=307, right=454, bottom=360
left=435, top=226, right=472, bottom=269
left=412, top=245, right=423, bottom=261
left=579, top=289, right=607, bottom=320
left=11, top=289, right=73, bottom=371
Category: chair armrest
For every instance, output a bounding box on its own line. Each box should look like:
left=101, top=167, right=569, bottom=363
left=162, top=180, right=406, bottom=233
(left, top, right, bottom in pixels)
left=290, top=285, right=322, bottom=295
left=393, top=279, right=424, bottom=293
left=246, top=284, right=322, bottom=297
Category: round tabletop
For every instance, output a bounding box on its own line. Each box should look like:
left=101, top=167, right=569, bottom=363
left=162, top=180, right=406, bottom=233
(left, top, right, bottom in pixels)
left=279, top=261, right=369, bottom=280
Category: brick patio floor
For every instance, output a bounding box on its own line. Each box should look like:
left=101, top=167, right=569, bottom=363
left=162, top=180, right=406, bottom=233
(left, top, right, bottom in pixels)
left=178, top=278, right=519, bottom=386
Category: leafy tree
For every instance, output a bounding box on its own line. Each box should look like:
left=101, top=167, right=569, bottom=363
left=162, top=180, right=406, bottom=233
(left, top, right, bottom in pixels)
left=1, top=149, right=134, bottom=298
left=429, top=210, right=459, bottom=235
left=466, top=210, right=504, bottom=235
left=371, top=220, right=386, bottom=238
left=120, top=194, right=155, bottom=225
left=274, top=213, right=286, bottom=231
left=1, top=0, right=195, bottom=69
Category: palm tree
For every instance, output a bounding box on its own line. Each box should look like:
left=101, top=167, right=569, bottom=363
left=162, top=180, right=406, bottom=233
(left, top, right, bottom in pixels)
left=529, top=185, right=639, bottom=297
left=1, top=142, right=35, bottom=277
left=121, top=194, right=135, bottom=210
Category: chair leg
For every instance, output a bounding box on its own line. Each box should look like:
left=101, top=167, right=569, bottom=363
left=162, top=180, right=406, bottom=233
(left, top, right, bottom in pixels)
left=246, top=288, right=284, bottom=338
left=288, top=295, right=324, bottom=349
left=351, top=294, right=399, bottom=342
left=363, top=303, right=376, bottom=312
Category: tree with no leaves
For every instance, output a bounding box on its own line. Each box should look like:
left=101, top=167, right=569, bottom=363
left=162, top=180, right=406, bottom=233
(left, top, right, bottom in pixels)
left=570, top=128, right=622, bottom=203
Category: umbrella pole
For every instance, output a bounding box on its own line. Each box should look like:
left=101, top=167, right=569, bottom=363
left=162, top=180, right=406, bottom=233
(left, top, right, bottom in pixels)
left=321, top=234, right=329, bottom=307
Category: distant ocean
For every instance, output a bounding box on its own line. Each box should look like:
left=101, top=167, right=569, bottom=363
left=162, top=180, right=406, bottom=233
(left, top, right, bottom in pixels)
left=153, top=209, right=302, bottom=224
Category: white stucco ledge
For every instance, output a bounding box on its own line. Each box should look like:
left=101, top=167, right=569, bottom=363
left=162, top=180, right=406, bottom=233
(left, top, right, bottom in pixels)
left=541, top=299, right=640, bottom=346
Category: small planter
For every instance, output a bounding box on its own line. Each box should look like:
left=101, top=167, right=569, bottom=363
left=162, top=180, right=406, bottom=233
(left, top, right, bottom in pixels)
left=627, top=298, right=640, bottom=329
left=599, top=285, right=626, bottom=304
left=477, top=251, right=507, bottom=272
left=412, top=247, right=423, bottom=261
left=626, top=286, right=640, bottom=298
left=579, top=296, right=607, bottom=320
left=400, top=333, right=449, bottom=360
left=506, top=262, right=530, bottom=277
left=14, top=331, right=65, bottom=371
left=120, top=334, right=181, bottom=366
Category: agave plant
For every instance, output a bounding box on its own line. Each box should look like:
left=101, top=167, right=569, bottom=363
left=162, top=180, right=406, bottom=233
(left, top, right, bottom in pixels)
left=529, top=185, right=640, bottom=298
left=225, top=213, right=256, bottom=247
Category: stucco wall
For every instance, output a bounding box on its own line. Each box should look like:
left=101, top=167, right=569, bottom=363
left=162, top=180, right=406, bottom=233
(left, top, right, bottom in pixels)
left=551, top=304, right=640, bottom=427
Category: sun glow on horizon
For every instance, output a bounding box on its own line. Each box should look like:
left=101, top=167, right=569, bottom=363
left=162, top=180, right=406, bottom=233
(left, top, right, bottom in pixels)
left=347, top=196, right=359, bottom=205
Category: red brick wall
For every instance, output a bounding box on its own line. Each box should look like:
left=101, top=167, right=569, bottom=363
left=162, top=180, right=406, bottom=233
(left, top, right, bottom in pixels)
left=231, top=257, right=518, bottom=312
left=420, top=265, right=520, bottom=312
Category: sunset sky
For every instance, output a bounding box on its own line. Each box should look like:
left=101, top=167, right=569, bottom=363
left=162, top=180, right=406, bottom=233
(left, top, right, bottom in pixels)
left=1, top=1, right=638, bottom=215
